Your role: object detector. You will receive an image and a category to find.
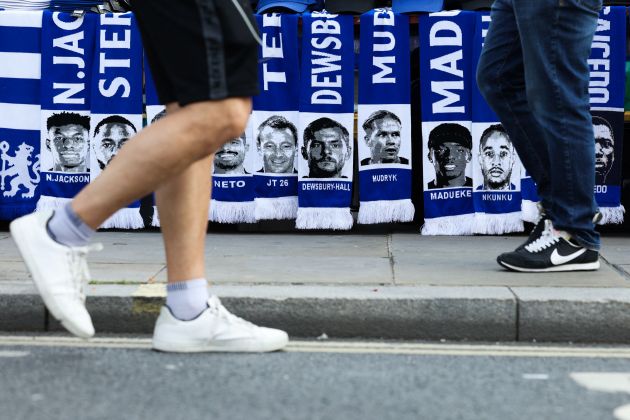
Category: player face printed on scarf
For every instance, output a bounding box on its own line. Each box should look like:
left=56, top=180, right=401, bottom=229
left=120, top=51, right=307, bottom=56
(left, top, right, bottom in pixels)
left=593, top=120, right=614, bottom=184
left=364, top=113, right=403, bottom=165
left=93, top=117, right=136, bottom=170
left=478, top=128, right=515, bottom=190
left=257, top=118, right=297, bottom=174
left=45, top=113, right=90, bottom=173
left=302, top=118, right=351, bottom=178
left=427, top=123, right=472, bottom=189
left=214, top=134, right=248, bottom=174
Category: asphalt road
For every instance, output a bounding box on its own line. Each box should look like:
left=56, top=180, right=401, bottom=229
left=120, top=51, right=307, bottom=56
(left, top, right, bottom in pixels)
left=2, top=335, right=630, bottom=420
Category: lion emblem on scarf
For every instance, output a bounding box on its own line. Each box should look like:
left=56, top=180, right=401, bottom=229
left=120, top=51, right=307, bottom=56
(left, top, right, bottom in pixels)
left=0, top=141, right=40, bottom=198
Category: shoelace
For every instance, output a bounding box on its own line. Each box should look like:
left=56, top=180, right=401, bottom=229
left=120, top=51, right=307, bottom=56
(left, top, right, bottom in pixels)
left=207, top=295, right=256, bottom=329
left=524, top=220, right=559, bottom=253
left=68, top=243, right=103, bottom=302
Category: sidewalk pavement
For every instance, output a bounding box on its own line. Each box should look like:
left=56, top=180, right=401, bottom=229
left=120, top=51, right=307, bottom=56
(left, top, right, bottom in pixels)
left=1, top=230, right=629, bottom=343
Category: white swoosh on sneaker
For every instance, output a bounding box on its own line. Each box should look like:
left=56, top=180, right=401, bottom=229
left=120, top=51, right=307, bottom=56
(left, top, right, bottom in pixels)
left=550, top=248, right=586, bottom=265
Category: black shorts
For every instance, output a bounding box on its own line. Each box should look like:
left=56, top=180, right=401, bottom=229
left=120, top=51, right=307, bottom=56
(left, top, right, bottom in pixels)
left=132, top=0, right=259, bottom=106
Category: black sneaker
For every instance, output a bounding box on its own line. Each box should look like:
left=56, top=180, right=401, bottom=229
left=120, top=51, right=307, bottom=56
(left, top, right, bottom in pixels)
left=498, top=220, right=600, bottom=272
left=516, top=206, right=602, bottom=251
left=516, top=213, right=549, bottom=251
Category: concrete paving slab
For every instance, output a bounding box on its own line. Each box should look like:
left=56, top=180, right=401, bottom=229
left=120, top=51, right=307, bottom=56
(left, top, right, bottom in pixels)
left=206, top=256, right=392, bottom=285
left=601, top=236, right=630, bottom=265
left=205, top=233, right=389, bottom=258
left=90, top=263, right=166, bottom=283
left=514, top=287, right=630, bottom=343
left=391, top=234, right=629, bottom=287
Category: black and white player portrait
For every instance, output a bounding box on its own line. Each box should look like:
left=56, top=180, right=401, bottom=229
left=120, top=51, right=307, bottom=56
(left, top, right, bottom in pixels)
left=45, top=112, right=90, bottom=173
left=214, top=132, right=249, bottom=175
left=593, top=116, right=615, bottom=185
left=427, top=122, right=472, bottom=189
left=93, top=115, right=137, bottom=170
left=301, top=117, right=352, bottom=178
left=256, top=115, right=298, bottom=174
left=476, top=124, right=516, bottom=191
left=360, top=110, right=408, bottom=166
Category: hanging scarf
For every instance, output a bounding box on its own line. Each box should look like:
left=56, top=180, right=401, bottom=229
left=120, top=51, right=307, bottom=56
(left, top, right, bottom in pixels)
left=210, top=115, right=256, bottom=223
left=419, top=10, right=475, bottom=235
left=0, top=11, right=42, bottom=219
left=589, top=6, right=625, bottom=225
left=471, top=11, right=523, bottom=234
left=252, top=13, right=300, bottom=221
left=357, top=8, right=414, bottom=224
left=89, top=12, right=144, bottom=229
left=296, top=11, right=355, bottom=230
left=144, top=52, right=165, bottom=227
left=37, top=11, right=95, bottom=214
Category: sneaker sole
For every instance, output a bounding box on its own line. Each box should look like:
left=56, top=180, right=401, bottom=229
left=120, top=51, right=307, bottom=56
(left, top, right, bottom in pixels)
left=498, top=259, right=600, bottom=273
left=152, top=337, right=289, bottom=353
left=10, top=217, right=93, bottom=339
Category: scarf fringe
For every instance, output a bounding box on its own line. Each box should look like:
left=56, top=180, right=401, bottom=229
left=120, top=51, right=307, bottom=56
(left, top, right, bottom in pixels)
left=36, top=195, right=71, bottom=211
left=357, top=199, right=415, bottom=224
left=209, top=200, right=256, bottom=224
left=521, top=200, right=539, bottom=223
left=151, top=206, right=160, bottom=227
left=254, top=196, right=298, bottom=221
left=598, top=205, right=625, bottom=225
left=296, top=207, right=354, bottom=230
left=473, top=211, right=524, bottom=234
left=421, top=213, right=475, bottom=236
left=100, top=208, right=144, bottom=229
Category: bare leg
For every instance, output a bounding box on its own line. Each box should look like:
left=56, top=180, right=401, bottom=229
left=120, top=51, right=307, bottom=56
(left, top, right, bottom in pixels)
left=71, top=97, right=251, bottom=229
left=154, top=103, right=213, bottom=284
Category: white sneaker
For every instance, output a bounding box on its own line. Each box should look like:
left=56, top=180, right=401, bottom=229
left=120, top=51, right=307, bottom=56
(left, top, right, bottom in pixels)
left=10, top=210, right=101, bottom=338
left=152, top=295, right=289, bottom=353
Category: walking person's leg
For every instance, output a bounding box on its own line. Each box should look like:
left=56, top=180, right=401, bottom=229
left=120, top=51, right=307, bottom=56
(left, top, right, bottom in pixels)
left=10, top=0, right=289, bottom=350
left=484, top=0, right=602, bottom=272
left=477, top=0, right=554, bottom=243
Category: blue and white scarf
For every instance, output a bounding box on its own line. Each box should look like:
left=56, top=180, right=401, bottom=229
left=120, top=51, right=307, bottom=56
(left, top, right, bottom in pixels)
left=471, top=11, right=523, bottom=234
left=357, top=8, right=414, bottom=224
left=252, top=13, right=299, bottom=221
left=0, top=11, right=42, bottom=219
left=210, top=115, right=256, bottom=223
left=144, top=52, right=165, bottom=227
left=419, top=10, right=475, bottom=235
left=89, top=12, right=144, bottom=229
left=296, top=11, right=355, bottom=230
left=588, top=6, right=625, bottom=225
left=37, top=11, right=95, bottom=213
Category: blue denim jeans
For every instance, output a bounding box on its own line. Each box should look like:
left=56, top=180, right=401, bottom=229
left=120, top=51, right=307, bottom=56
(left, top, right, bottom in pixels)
left=477, top=0, right=602, bottom=250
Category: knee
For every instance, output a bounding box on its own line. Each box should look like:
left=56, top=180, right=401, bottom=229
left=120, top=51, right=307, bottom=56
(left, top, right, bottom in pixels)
left=186, top=97, right=252, bottom=151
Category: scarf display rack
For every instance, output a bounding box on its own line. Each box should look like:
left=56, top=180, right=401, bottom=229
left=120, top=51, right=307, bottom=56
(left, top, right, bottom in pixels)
left=0, top=7, right=627, bottom=234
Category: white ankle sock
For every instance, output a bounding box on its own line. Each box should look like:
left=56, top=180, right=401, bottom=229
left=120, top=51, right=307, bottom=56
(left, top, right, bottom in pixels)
left=46, top=202, right=94, bottom=247
left=165, top=278, right=209, bottom=321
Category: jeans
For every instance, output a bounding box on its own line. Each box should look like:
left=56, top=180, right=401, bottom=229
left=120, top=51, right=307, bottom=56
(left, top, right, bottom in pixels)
left=477, top=0, right=602, bottom=250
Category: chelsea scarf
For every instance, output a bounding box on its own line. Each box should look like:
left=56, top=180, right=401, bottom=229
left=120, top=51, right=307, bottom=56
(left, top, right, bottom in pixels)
left=252, top=13, right=300, bottom=221
left=37, top=11, right=96, bottom=213
left=589, top=6, right=625, bottom=225
left=89, top=12, right=143, bottom=229
left=210, top=115, right=256, bottom=223
left=296, top=11, right=355, bottom=230
left=471, top=11, right=523, bottom=234
left=0, top=11, right=42, bottom=219
left=357, top=8, right=414, bottom=224
left=419, top=10, right=475, bottom=235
